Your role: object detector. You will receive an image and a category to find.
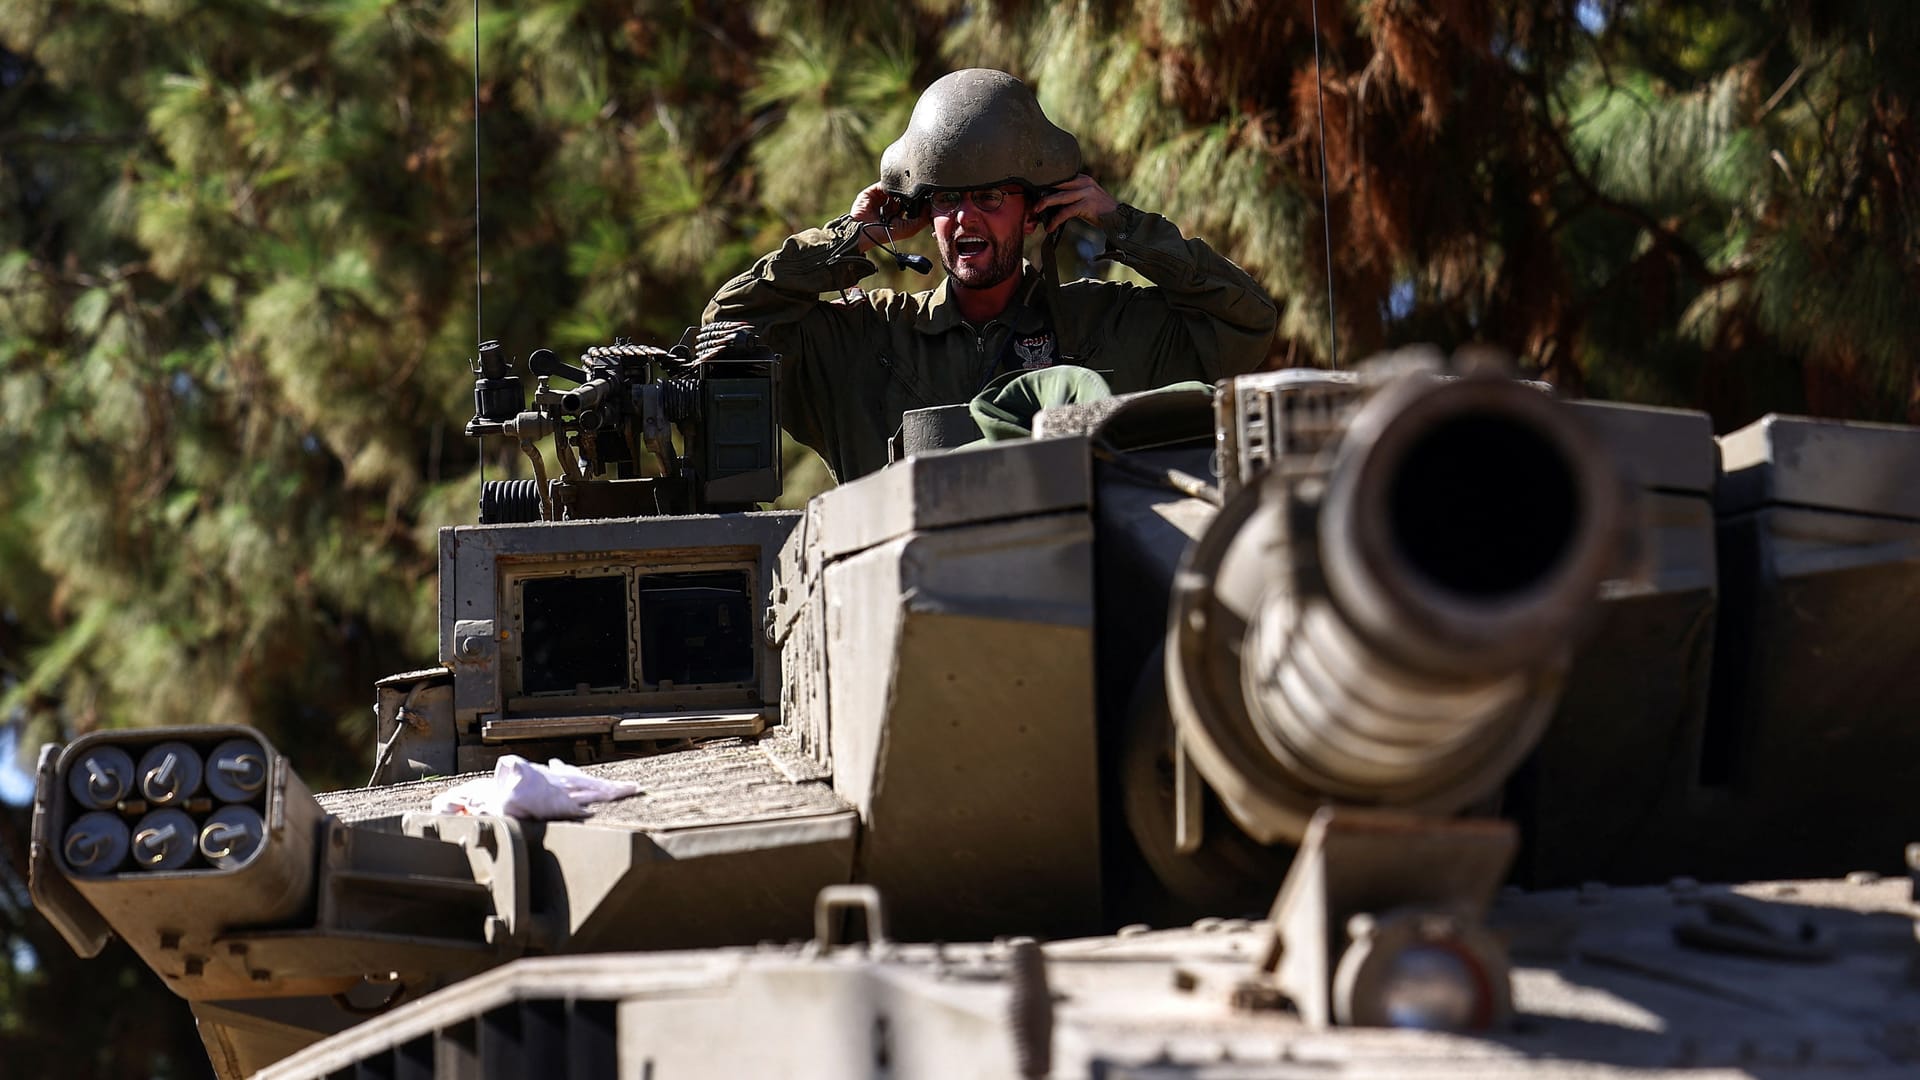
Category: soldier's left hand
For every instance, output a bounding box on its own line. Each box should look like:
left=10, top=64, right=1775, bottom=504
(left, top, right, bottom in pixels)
left=1032, top=173, right=1120, bottom=232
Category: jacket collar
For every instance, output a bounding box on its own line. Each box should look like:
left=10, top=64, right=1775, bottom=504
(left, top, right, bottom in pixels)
left=914, top=266, right=1048, bottom=335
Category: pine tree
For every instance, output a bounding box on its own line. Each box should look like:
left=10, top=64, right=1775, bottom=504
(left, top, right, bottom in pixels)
left=940, top=0, right=1918, bottom=420
left=3, top=1, right=1916, bottom=1071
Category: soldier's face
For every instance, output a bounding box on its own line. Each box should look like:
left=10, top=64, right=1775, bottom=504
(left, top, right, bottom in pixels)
left=932, top=187, right=1036, bottom=291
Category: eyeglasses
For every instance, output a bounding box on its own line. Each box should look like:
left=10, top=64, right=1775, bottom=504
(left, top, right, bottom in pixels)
left=927, top=187, right=1018, bottom=215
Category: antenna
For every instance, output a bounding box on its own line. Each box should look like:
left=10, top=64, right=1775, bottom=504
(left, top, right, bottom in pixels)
left=470, top=0, right=483, bottom=343
left=472, top=0, right=487, bottom=484
left=1310, top=0, right=1340, bottom=369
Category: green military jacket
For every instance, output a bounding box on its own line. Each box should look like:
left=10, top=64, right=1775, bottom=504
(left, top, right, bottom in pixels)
left=703, top=203, right=1278, bottom=482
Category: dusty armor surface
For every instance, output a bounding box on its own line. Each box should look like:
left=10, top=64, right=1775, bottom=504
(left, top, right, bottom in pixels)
left=27, top=338, right=1920, bottom=1078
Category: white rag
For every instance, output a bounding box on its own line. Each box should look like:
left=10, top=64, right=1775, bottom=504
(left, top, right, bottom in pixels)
left=430, top=755, right=641, bottom=820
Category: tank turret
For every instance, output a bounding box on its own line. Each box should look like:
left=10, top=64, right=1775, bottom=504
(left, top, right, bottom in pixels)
left=28, top=344, right=1920, bottom=1078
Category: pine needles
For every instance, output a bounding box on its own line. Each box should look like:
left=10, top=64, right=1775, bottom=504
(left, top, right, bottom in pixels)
left=0, top=0, right=1916, bottom=779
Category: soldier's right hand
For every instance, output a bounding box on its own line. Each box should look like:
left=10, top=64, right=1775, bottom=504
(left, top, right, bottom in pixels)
left=850, top=182, right=927, bottom=251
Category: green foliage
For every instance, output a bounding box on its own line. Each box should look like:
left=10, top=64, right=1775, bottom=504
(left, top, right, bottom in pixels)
left=0, top=0, right=1910, bottom=770
left=745, top=19, right=917, bottom=219
left=1, top=1, right=1916, bottom=1068
left=1563, top=65, right=1764, bottom=209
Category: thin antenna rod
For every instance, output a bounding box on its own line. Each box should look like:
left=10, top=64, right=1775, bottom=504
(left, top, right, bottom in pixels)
left=472, top=0, right=483, bottom=484
left=1309, top=0, right=1340, bottom=369
left=472, top=0, right=483, bottom=343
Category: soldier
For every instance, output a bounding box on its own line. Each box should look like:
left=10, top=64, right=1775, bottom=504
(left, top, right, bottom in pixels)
left=704, top=68, right=1278, bottom=482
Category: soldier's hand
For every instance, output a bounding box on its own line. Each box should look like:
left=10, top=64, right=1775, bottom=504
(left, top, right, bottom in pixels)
left=1032, top=173, right=1121, bottom=232
left=849, top=182, right=927, bottom=252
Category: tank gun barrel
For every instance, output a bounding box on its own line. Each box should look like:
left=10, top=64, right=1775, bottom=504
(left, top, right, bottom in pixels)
left=1313, top=375, right=1618, bottom=675
left=1168, top=372, right=1625, bottom=844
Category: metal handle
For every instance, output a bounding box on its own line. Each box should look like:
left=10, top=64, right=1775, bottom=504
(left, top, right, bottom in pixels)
left=813, top=884, right=888, bottom=947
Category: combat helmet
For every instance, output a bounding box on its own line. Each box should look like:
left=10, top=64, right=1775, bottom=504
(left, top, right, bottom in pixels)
left=880, top=69, right=1082, bottom=201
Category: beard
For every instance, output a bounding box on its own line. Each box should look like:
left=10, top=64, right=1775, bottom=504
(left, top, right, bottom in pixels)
left=939, top=231, right=1024, bottom=291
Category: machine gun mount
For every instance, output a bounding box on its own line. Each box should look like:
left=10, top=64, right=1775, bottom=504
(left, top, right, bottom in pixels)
left=466, top=322, right=781, bottom=521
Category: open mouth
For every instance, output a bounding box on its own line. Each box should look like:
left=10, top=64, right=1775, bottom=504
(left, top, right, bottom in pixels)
left=955, top=237, right=990, bottom=258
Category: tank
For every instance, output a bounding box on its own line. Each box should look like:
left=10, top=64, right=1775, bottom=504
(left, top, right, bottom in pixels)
left=25, top=334, right=1920, bottom=1078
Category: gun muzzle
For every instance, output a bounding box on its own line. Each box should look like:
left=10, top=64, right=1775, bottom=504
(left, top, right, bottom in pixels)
left=562, top=376, right=618, bottom=413
left=1313, top=375, right=1620, bottom=674
left=1167, top=374, right=1625, bottom=843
